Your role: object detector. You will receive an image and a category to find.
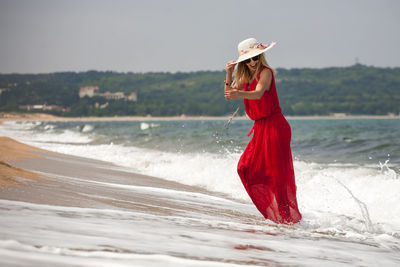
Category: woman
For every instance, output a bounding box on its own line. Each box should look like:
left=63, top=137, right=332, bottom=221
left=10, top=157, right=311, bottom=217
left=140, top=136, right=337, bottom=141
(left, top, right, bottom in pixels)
left=224, top=38, right=301, bottom=224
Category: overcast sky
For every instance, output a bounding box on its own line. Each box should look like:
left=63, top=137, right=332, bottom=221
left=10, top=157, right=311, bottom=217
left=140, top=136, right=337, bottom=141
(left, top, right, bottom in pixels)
left=0, top=0, right=399, bottom=73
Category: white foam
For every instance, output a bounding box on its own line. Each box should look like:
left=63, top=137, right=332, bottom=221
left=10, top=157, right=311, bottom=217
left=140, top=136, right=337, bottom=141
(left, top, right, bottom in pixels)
left=0, top=240, right=256, bottom=267
left=1, top=121, right=400, bottom=236
left=140, top=122, right=160, bottom=130
left=16, top=139, right=400, bottom=232
left=29, top=142, right=250, bottom=201
left=44, top=124, right=55, bottom=131
left=0, top=239, right=259, bottom=267
left=0, top=120, right=92, bottom=144
left=33, top=130, right=92, bottom=144
left=1, top=199, right=399, bottom=267
left=80, top=124, right=94, bottom=133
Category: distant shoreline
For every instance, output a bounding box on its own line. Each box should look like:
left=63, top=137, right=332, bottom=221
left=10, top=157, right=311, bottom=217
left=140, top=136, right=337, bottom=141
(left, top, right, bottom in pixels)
left=0, top=112, right=399, bottom=123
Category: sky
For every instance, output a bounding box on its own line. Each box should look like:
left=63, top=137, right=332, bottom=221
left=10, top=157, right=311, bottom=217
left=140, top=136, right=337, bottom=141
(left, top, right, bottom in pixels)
left=0, top=0, right=399, bottom=73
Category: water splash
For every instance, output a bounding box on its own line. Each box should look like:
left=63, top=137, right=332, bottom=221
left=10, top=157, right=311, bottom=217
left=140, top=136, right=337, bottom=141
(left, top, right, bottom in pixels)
left=379, top=159, right=390, bottom=173
left=215, top=107, right=240, bottom=136
left=379, top=159, right=398, bottom=179
left=335, top=179, right=375, bottom=232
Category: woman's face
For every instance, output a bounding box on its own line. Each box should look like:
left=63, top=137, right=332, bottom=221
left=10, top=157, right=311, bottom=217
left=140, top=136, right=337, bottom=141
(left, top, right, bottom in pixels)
left=245, top=56, right=259, bottom=72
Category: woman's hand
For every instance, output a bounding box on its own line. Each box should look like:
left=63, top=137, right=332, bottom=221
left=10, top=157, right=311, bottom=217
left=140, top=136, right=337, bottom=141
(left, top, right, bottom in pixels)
left=225, top=88, right=240, bottom=100
left=225, top=60, right=237, bottom=74
left=224, top=61, right=237, bottom=98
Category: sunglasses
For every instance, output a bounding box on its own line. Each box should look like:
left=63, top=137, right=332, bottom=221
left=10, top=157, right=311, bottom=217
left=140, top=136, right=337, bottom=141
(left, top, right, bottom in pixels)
left=243, top=55, right=260, bottom=64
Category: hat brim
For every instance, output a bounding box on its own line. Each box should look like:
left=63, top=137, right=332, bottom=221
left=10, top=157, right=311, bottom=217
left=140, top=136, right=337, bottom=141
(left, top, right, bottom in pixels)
left=235, top=42, right=276, bottom=63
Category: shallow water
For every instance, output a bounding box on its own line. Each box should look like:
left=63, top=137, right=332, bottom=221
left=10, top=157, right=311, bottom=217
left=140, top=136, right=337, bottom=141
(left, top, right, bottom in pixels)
left=0, top=118, right=399, bottom=266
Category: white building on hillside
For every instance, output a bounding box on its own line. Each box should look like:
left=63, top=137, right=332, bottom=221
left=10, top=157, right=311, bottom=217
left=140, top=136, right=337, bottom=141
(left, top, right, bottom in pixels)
left=99, top=91, right=125, bottom=100
left=78, top=86, right=137, bottom=102
left=127, top=92, right=137, bottom=101
left=79, top=86, right=99, bottom=98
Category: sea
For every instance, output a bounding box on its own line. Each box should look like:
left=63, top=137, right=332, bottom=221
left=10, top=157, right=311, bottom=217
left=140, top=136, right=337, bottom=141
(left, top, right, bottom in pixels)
left=0, top=118, right=399, bottom=266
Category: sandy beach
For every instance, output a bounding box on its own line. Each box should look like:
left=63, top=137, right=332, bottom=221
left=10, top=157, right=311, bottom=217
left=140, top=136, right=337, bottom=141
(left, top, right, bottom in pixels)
left=0, top=137, right=45, bottom=187
left=0, top=137, right=214, bottom=211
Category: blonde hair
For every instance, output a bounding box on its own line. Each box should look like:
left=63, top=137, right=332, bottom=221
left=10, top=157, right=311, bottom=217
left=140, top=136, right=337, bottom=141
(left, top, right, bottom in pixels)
left=233, top=53, right=275, bottom=86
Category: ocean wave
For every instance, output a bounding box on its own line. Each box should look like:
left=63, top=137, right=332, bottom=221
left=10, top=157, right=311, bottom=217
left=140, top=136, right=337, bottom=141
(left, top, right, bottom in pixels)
left=78, top=124, right=95, bottom=133
left=0, top=121, right=93, bottom=144
left=140, top=122, right=160, bottom=130
left=1, top=119, right=399, bottom=235
left=17, top=139, right=399, bottom=233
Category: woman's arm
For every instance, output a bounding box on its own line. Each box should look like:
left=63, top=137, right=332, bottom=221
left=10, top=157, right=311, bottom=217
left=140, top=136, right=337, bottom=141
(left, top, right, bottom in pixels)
left=224, top=61, right=236, bottom=92
left=225, top=68, right=272, bottom=100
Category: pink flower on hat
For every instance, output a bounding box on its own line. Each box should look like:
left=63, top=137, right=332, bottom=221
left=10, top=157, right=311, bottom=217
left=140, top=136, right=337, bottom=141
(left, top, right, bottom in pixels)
left=239, top=50, right=249, bottom=56
left=256, top=43, right=268, bottom=49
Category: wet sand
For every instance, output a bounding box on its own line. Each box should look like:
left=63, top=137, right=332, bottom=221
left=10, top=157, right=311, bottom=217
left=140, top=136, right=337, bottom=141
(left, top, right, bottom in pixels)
left=0, top=137, right=222, bottom=214
left=0, top=137, right=45, bottom=187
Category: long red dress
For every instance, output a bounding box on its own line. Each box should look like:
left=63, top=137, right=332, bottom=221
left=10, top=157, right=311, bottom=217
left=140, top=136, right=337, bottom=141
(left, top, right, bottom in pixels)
left=237, top=66, right=302, bottom=224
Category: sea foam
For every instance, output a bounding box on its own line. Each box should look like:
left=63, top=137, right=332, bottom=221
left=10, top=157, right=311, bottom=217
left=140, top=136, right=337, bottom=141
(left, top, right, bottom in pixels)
left=19, top=139, right=400, bottom=234
left=1, top=120, right=399, bottom=236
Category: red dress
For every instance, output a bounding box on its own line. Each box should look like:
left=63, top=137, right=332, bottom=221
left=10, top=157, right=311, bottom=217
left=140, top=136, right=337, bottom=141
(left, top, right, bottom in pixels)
left=237, top=66, right=302, bottom=224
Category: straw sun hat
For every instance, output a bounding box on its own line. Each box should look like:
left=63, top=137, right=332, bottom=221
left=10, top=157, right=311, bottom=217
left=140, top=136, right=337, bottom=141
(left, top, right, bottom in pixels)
left=236, top=38, right=276, bottom=63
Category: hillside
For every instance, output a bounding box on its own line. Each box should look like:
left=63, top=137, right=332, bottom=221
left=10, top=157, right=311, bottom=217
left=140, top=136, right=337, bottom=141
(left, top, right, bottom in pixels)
left=0, top=64, right=399, bottom=116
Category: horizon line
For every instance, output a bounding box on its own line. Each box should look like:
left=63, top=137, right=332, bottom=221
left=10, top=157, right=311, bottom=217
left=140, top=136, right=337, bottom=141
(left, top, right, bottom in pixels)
left=1, top=63, right=399, bottom=75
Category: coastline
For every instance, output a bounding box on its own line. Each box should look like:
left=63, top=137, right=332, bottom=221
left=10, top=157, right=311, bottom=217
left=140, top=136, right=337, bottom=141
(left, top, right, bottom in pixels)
left=0, top=137, right=45, bottom=187
left=0, top=137, right=211, bottom=204
left=1, top=112, right=399, bottom=123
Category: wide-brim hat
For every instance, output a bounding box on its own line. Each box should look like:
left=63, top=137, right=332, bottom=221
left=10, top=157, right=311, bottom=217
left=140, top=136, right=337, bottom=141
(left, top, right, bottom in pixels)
left=236, top=38, right=276, bottom=63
